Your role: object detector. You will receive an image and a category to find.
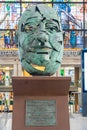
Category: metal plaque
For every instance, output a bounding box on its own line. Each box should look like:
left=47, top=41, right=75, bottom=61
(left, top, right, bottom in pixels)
left=25, top=100, right=56, bottom=126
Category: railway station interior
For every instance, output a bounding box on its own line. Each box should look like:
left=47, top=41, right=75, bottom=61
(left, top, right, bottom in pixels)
left=0, top=0, right=87, bottom=130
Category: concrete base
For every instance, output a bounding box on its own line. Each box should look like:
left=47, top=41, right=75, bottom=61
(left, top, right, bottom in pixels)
left=12, top=76, right=71, bottom=130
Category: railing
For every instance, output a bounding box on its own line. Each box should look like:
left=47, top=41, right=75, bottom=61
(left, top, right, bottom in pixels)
left=0, top=86, right=13, bottom=92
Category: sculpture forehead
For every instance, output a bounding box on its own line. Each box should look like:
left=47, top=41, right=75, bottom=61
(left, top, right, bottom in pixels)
left=20, top=4, right=59, bottom=23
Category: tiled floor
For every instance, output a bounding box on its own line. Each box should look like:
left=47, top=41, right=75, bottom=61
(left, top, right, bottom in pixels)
left=0, top=112, right=87, bottom=130
left=0, top=113, right=12, bottom=130
left=70, top=113, right=87, bottom=130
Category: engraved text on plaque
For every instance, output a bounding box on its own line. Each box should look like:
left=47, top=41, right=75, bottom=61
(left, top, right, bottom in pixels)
left=25, top=100, right=56, bottom=126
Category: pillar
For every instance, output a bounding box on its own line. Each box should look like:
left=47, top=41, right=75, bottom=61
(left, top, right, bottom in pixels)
left=74, top=67, right=79, bottom=112
left=13, top=64, right=18, bottom=76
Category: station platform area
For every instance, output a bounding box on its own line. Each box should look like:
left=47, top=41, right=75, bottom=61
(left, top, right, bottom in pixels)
left=0, top=112, right=87, bottom=130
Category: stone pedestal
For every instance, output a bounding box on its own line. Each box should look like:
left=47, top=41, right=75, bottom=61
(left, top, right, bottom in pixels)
left=12, top=76, right=71, bottom=130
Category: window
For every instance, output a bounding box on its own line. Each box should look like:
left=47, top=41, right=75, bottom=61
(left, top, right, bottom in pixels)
left=0, top=0, right=86, bottom=49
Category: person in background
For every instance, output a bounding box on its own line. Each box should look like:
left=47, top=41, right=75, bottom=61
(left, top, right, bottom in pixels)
left=2, top=70, right=5, bottom=85
left=12, top=31, right=17, bottom=48
left=70, top=24, right=78, bottom=48
left=4, top=31, right=11, bottom=48
left=2, top=92, right=10, bottom=112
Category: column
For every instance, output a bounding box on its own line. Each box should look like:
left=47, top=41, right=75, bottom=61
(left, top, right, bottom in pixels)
left=74, top=67, right=79, bottom=112
left=13, top=64, right=18, bottom=76
left=17, top=62, right=22, bottom=76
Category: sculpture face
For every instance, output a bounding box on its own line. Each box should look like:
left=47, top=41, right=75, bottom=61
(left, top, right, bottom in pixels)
left=17, top=4, right=64, bottom=76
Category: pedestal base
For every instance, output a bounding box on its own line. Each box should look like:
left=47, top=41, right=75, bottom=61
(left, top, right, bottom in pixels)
left=12, top=77, right=71, bottom=130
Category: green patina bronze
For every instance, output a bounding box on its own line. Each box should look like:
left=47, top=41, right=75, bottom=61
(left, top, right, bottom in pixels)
left=16, top=4, right=64, bottom=76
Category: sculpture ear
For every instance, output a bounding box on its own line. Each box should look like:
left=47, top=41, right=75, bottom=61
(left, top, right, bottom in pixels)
left=63, top=31, right=65, bottom=39
left=21, top=23, right=25, bottom=32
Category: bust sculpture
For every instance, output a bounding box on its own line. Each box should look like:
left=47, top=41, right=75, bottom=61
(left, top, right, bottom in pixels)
left=16, top=4, right=64, bottom=76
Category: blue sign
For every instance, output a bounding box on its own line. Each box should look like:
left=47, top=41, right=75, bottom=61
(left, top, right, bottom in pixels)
left=82, top=49, right=87, bottom=92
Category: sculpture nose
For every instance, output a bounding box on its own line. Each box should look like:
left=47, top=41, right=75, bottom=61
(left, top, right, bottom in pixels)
left=37, top=32, right=49, bottom=46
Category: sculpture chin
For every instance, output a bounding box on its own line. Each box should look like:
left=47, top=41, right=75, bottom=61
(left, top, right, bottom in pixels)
left=30, top=64, right=45, bottom=71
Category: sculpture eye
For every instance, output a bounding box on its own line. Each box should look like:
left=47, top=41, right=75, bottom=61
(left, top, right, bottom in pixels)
left=25, top=25, right=37, bottom=32
left=25, top=26, right=33, bottom=32
left=46, top=23, right=59, bottom=33
left=21, top=23, right=36, bottom=32
left=49, top=26, right=58, bottom=32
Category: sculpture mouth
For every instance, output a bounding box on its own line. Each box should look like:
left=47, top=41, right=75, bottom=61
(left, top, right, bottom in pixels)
left=36, top=47, right=51, bottom=54
left=27, top=46, right=52, bottom=54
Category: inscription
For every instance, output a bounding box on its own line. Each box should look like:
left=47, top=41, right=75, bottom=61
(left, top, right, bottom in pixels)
left=63, top=50, right=81, bottom=57
left=25, top=100, right=56, bottom=126
left=0, top=50, right=18, bottom=57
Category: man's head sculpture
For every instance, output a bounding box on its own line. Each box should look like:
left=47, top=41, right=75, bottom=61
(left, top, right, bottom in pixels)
left=17, top=4, right=64, bottom=76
